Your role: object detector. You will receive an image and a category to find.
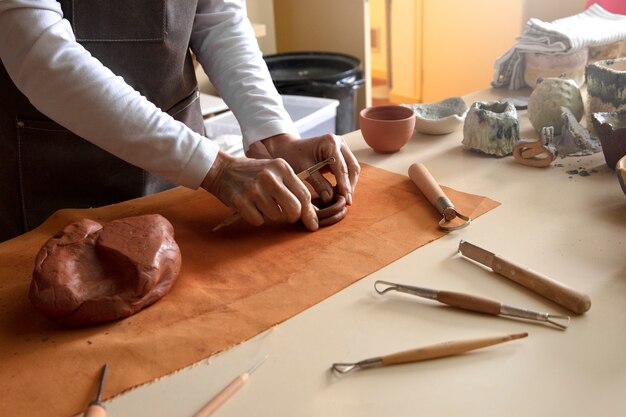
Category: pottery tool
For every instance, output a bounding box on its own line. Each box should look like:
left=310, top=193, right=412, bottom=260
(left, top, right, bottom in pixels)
left=408, top=162, right=470, bottom=230
left=83, top=363, right=108, bottom=417
left=331, top=332, right=527, bottom=374
left=375, top=280, right=570, bottom=329
left=211, top=157, right=336, bottom=232
left=512, top=138, right=556, bottom=168
left=458, top=240, right=591, bottom=314
left=192, top=355, right=269, bottom=417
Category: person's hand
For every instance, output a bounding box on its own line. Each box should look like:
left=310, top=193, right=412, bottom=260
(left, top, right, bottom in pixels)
left=201, top=151, right=319, bottom=231
left=247, top=133, right=360, bottom=205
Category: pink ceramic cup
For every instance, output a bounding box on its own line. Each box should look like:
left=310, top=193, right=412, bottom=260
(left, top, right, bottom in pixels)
left=360, top=105, right=416, bottom=153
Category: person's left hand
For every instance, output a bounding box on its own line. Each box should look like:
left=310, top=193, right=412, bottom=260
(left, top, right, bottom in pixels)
left=247, top=133, right=360, bottom=205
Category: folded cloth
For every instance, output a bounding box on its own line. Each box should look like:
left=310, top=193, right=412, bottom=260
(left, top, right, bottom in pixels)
left=493, top=4, right=626, bottom=90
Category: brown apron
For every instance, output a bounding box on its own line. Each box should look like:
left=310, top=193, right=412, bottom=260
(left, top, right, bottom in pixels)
left=0, top=0, right=205, bottom=241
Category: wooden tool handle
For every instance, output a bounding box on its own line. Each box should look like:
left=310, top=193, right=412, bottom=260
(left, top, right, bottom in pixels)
left=408, top=163, right=450, bottom=214
left=492, top=255, right=591, bottom=314
left=193, top=374, right=248, bottom=417
left=83, top=404, right=106, bottom=417
left=436, top=290, right=502, bottom=315
left=381, top=332, right=527, bottom=366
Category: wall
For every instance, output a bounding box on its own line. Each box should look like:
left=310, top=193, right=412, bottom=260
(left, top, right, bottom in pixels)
left=369, top=0, right=388, bottom=79
left=246, top=0, right=277, bottom=55
left=522, top=0, right=587, bottom=26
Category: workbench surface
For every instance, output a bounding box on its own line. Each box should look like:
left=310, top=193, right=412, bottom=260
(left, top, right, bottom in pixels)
left=98, top=88, right=626, bottom=417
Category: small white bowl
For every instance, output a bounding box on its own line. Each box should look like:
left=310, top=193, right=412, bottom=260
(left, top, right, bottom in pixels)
left=402, top=97, right=468, bottom=135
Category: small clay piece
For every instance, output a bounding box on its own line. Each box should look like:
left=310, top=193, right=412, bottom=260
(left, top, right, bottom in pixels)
left=527, top=76, right=584, bottom=135
left=312, top=194, right=348, bottom=227
left=549, top=107, right=601, bottom=157
left=617, top=155, right=626, bottom=195
left=29, top=214, right=181, bottom=326
left=512, top=139, right=556, bottom=167
left=462, top=101, right=519, bottom=156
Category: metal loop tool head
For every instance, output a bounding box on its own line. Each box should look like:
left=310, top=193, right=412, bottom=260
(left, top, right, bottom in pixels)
left=436, top=197, right=471, bottom=231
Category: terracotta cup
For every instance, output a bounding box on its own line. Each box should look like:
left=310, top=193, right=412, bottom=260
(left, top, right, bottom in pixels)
left=360, top=105, right=416, bottom=153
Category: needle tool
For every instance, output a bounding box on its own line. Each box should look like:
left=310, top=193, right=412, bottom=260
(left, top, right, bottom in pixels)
left=211, top=157, right=336, bottom=232
left=83, top=363, right=108, bottom=417
left=193, top=355, right=269, bottom=417
left=375, top=280, right=570, bottom=329
left=458, top=240, right=591, bottom=314
left=331, top=332, right=527, bottom=374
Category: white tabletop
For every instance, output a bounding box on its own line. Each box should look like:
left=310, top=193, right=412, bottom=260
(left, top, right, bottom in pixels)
left=103, top=88, right=626, bottom=417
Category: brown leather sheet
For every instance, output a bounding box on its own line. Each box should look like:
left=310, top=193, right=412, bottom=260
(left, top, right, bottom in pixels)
left=0, top=164, right=499, bottom=417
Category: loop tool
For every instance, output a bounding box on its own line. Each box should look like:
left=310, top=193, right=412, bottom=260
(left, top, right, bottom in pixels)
left=331, top=332, right=527, bottom=374
left=408, top=162, right=470, bottom=231
left=375, top=280, right=570, bottom=329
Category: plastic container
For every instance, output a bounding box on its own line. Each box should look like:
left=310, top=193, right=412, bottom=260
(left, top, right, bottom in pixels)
left=263, top=52, right=364, bottom=134
left=204, top=95, right=339, bottom=139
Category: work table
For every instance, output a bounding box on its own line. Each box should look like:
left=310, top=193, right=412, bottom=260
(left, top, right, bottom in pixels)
left=89, top=87, right=624, bottom=416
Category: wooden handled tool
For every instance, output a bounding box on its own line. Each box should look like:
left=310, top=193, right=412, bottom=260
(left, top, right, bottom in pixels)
left=83, top=364, right=108, bottom=417
left=193, top=355, right=268, bottom=417
left=331, top=332, right=527, bottom=374
left=374, top=280, right=570, bottom=329
left=458, top=240, right=591, bottom=314
left=408, top=162, right=470, bottom=230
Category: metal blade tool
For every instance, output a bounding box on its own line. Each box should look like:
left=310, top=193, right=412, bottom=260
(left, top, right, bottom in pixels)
left=458, top=240, right=591, bottom=314
left=375, top=280, right=570, bottom=329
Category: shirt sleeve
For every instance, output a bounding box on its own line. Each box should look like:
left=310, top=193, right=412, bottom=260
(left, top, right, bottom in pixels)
left=191, top=0, right=301, bottom=152
left=0, top=0, right=219, bottom=189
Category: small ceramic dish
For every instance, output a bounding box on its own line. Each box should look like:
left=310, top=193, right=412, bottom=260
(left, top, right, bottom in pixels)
left=402, top=97, right=468, bottom=135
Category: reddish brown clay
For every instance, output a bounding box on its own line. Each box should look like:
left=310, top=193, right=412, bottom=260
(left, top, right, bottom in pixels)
left=29, top=214, right=181, bottom=326
left=312, top=194, right=348, bottom=227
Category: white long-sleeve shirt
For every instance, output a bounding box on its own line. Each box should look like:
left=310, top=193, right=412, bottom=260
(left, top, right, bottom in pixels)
left=0, top=0, right=298, bottom=189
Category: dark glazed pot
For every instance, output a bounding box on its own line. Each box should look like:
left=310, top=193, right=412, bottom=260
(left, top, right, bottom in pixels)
left=592, top=110, right=626, bottom=170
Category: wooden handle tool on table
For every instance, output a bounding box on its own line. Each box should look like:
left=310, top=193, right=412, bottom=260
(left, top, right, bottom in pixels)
left=211, top=157, right=335, bottom=232
left=193, top=355, right=268, bottom=417
left=408, top=162, right=470, bottom=230
left=83, top=364, right=108, bottom=417
left=331, top=332, right=527, bottom=374
left=458, top=240, right=591, bottom=314
left=374, top=280, right=570, bottom=329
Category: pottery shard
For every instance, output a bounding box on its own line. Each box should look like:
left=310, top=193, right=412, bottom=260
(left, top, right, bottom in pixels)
left=29, top=214, right=181, bottom=326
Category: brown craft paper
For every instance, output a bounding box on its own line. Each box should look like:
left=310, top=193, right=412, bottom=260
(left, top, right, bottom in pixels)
left=0, top=164, right=499, bottom=417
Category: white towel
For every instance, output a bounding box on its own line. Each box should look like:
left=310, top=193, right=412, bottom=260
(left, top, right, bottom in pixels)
left=493, top=4, right=626, bottom=90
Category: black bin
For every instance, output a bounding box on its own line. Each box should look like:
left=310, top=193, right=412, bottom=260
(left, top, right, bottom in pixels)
left=263, top=52, right=364, bottom=135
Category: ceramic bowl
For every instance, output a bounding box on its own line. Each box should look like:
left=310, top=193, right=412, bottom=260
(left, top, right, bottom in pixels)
left=591, top=110, right=626, bottom=170
left=360, top=105, right=416, bottom=153
left=524, top=49, right=588, bottom=88
left=402, top=97, right=468, bottom=135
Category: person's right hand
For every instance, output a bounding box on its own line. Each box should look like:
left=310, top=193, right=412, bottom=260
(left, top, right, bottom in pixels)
left=201, top=151, right=319, bottom=231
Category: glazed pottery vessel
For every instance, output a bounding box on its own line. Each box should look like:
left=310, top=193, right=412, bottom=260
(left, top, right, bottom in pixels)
left=360, top=105, right=416, bottom=153
left=586, top=57, right=626, bottom=129
left=524, top=49, right=588, bottom=88
left=591, top=110, right=626, bottom=170
left=401, top=97, right=468, bottom=135
left=462, top=101, right=519, bottom=157
left=527, top=76, right=584, bottom=135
